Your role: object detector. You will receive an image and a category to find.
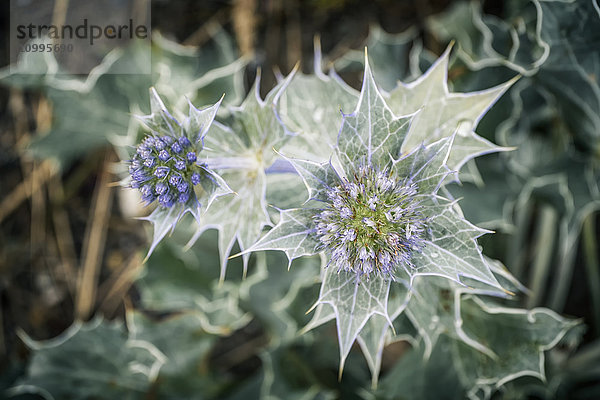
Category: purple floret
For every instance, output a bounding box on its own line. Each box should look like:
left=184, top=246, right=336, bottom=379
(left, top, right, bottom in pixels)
left=169, top=174, right=182, bottom=187
left=178, top=136, right=191, bottom=148
left=178, top=192, right=189, bottom=204
left=158, top=150, right=170, bottom=162
left=154, top=166, right=170, bottom=178
left=191, top=172, right=201, bottom=185
left=174, top=159, right=186, bottom=170
left=187, top=152, right=197, bottom=163
left=158, top=193, right=175, bottom=208
left=171, top=142, right=183, bottom=154
left=155, top=182, right=168, bottom=195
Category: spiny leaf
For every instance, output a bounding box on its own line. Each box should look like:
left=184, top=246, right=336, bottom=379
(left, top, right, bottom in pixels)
left=336, top=54, right=414, bottom=175
left=332, top=25, right=430, bottom=90
left=185, top=97, right=223, bottom=144
left=192, top=168, right=270, bottom=280
left=140, top=87, right=182, bottom=136
left=454, top=295, right=583, bottom=390
left=386, top=46, right=516, bottom=170
left=126, top=311, right=223, bottom=399
left=287, top=158, right=340, bottom=203
left=245, top=208, right=321, bottom=266
left=391, top=136, right=455, bottom=195
left=316, top=268, right=393, bottom=375
left=356, top=271, right=414, bottom=386
left=9, top=319, right=164, bottom=400
left=279, top=58, right=359, bottom=161
left=231, top=71, right=297, bottom=152
left=189, top=72, right=297, bottom=279
left=413, top=200, right=502, bottom=290
left=140, top=203, right=190, bottom=259
left=302, top=302, right=336, bottom=335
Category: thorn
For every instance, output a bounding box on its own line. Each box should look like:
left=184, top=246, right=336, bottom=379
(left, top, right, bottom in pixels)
left=371, top=377, right=379, bottom=391
left=338, top=363, right=345, bottom=381
left=272, top=65, right=284, bottom=82
left=306, top=300, right=319, bottom=314
left=389, top=320, right=397, bottom=336
left=291, top=60, right=301, bottom=74
left=242, top=255, right=249, bottom=279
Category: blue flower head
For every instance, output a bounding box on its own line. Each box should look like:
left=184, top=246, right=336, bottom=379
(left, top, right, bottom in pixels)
left=129, top=133, right=209, bottom=208
left=314, top=165, right=425, bottom=279
left=127, top=88, right=229, bottom=211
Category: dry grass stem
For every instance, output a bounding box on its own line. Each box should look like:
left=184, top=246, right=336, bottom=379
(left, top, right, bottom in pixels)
left=75, top=151, right=115, bottom=320
left=98, top=253, right=143, bottom=318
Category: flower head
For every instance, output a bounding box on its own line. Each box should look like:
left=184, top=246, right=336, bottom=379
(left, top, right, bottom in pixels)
left=314, top=165, right=425, bottom=279
left=128, top=134, right=207, bottom=208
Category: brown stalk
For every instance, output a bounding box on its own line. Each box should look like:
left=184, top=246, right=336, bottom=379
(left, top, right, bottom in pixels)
left=75, top=150, right=115, bottom=320
left=48, top=174, right=78, bottom=297
left=232, top=0, right=257, bottom=57
left=183, top=9, right=229, bottom=47
left=98, top=253, right=143, bottom=318
left=30, top=97, right=52, bottom=262
left=285, top=0, right=302, bottom=70
left=0, top=162, right=58, bottom=227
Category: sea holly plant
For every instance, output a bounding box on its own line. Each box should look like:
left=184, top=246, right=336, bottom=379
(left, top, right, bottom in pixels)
left=127, top=88, right=231, bottom=256
left=184, top=71, right=299, bottom=279
left=245, top=54, right=510, bottom=374
left=111, top=42, right=584, bottom=397
left=4, top=2, right=595, bottom=396
left=63, top=26, right=585, bottom=398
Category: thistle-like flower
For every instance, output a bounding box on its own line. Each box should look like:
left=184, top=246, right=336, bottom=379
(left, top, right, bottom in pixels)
left=247, top=57, right=504, bottom=290
left=244, top=56, right=509, bottom=375
left=129, top=133, right=210, bottom=209
left=126, top=88, right=231, bottom=256
left=315, top=166, right=425, bottom=279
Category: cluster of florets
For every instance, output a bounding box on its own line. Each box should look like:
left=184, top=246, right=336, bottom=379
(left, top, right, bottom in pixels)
left=128, top=134, right=206, bottom=208
left=314, top=165, right=426, bottom=279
